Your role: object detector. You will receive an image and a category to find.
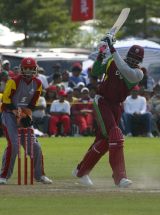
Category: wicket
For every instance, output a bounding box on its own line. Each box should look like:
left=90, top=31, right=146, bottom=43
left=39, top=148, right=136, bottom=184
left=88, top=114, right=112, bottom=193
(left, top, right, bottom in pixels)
left=18, top=127, right=34, bottom=185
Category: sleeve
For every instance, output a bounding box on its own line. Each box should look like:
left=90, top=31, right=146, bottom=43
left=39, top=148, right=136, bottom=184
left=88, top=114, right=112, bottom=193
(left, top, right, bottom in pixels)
left=65, top=102, right=71, bottom=115
left=91, top=60, right=106, bottom=77
left=140, top=97, right=147, bottom=114
left=2, top=79, right=17, bottom=110
left=123, top=98, right=131, bottom=114
left=28, top=80, right=42, bottom=110
left=112, top=51, right=144, bottom=83
left=36, top=97, right=47, bottom=108
left=42, top=76, right=49, bottom=89
left=50, top=101, right=56, bottom=113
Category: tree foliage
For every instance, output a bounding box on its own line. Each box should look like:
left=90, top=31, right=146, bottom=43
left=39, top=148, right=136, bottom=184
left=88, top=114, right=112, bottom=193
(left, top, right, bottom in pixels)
left=0, top=0, right=159, bottom=47
left=95, top=0, right=160, bottom=39
left=0, top=0, right=79, bottom=47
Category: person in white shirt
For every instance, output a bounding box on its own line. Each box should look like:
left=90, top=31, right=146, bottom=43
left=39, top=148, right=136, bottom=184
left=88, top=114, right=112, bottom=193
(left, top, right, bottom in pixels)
left=49, top=90, right=71, bottom=136
left=36, top=67, right=49, bottom=90
left=32, top=96, right=50, bottom=136
left=123, top=85, right=153, bottom=137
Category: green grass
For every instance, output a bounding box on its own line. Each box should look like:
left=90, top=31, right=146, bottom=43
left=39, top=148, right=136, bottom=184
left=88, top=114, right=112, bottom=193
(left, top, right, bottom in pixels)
left=0, top=136, right=160, bottom=215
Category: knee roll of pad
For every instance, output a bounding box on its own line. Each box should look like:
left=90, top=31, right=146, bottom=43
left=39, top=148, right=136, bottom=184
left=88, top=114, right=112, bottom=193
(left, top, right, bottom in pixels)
left=109, top=126, right=124, bottom=148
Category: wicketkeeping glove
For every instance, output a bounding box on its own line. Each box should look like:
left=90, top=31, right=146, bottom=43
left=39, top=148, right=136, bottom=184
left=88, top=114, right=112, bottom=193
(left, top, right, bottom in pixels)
left=16, top=108, right=33, bottom=128
left=19, top=115, right=33, bottom=128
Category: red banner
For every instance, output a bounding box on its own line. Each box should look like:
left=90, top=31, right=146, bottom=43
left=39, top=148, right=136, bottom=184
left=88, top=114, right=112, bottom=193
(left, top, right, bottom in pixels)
left=71, top=0, right=94, bottom=21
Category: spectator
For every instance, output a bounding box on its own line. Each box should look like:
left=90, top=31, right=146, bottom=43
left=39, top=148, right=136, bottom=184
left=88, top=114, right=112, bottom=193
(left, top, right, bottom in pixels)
left=61, top=70, right=70, bottom=91
left=32, top=95, right=51, bottom=136
left=66, top=88, right=78, bottom=106
left=36, top=67, right=49, bottom=90
left=76, top=82, right=85, bottom=91
left=71, top=87, right=94, bottom=136
left=45, top=85, right=57, bottom=114
left=49, top=90, right=71, bottom=136
left=47, top=63, right=61, bottom=83
left=0, top=93, right=3, bottom=136
left=68, top=62, right=86, bottom=88
left=0, top=70, right=10, bottom=93
left=81, top=66, right=93, bottom=85
left=49, top=73, right=63, bottom=91
left=1, top=60, right=14, bottom=78
left=89, top=86, right=97, bottom=101
left=139, top=67, right=155, bottom=91
left=12, top=66, right=21, bottom=77
left=123, top=85, right=153, bottom=137
left=148, top=84, right=160, bottom=136
left=87, top=74, right=99, bottom=90
left=72, top=86, right=81, bottom=99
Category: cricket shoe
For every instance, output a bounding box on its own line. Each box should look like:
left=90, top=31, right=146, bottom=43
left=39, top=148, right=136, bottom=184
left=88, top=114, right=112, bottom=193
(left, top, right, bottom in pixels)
left=0, top=177, right=7, bottom=185
left=118, top=178, right=132, bottom=188
left=39, top=175, right=53, bottom=184
left=72, top=168, right=93, bottom=186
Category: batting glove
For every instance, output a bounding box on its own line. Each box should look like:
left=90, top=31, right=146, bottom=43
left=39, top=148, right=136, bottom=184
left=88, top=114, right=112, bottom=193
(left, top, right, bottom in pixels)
left=103, top=33, right=116, bottom=49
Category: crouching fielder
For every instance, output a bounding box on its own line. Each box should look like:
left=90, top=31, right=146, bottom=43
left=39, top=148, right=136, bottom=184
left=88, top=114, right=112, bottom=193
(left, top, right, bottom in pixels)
left=72, top=34, right=144, bottom=187
left=0, top=57, right=52, bottom=185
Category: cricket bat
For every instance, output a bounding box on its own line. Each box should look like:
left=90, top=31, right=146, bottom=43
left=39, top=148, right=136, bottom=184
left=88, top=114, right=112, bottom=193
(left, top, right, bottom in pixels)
left=101, top=8, right=130, bottom=42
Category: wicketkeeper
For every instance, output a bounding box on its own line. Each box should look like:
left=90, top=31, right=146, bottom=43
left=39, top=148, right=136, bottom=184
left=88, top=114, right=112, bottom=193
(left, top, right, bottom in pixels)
left=72, top=34, right=144, bottom=187
left=0, top=57, right=52, bottom=184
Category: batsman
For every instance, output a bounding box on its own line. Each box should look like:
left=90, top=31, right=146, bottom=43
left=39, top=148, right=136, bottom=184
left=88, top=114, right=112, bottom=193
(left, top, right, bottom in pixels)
left=0, top=57, right=52, bottom=184
left=73, top=33, right=144, bottom=187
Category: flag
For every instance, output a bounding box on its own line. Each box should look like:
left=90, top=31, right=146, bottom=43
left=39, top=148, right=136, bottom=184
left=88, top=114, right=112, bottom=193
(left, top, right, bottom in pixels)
left=71, top=0, right=94, bottom=22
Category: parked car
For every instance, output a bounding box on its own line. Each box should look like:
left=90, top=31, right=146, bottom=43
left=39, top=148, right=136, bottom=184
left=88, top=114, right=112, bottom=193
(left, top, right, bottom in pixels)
left=1, top=48, right=90, bottom=76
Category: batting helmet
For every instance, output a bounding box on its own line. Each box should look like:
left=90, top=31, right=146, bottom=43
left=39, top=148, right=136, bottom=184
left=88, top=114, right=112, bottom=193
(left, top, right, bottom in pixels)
left=21, top=57, right=37, bottom=79
left=126, top=45, right=144, bottom=68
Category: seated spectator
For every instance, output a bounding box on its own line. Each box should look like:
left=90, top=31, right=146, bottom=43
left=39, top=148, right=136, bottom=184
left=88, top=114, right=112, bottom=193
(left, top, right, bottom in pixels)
left=0, top=93, right=3, bottom=136
left=122, top=85, right=153, bottom=137
left=49, top=90, right=71, bottom=136
left=71, top=87, right=94, bottom=136
left=148, top=84, right=160, bottom=136
left=32, top=96, right=51, bottom=136
left=61, top=70, right=70, bottom=91
left=72, top=86, right=81, bottom=99
left=68, top=62, right=86, bottom=88
left=45, top=85, right=57, bottom=113
left=87, top=74, right=99, bottom=90
left=76, top=82, right=85, bottom=91
left=66, top=88, right=78, bottom=106
left=89, top=86, right=97, bottom=101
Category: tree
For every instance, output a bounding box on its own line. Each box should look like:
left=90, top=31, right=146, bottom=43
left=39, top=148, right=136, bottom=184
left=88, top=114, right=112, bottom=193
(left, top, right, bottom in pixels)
left=93, top=0, right=160, bottom=40
left=0, top=0, right=79, bottom=47
left=0, top=0, right=159, bottom=48
left=124, top=0, right=160, bottom=39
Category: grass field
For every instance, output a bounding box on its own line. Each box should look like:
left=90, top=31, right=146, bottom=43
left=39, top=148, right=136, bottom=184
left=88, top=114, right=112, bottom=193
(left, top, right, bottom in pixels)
left=0, top=136, right=160, bottom=215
